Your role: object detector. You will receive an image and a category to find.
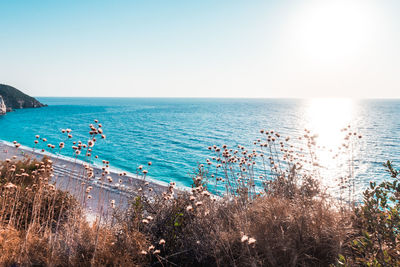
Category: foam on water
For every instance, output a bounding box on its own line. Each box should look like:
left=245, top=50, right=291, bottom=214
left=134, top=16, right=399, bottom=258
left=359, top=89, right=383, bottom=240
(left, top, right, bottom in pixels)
left=0, top=139, right=172, bottom=189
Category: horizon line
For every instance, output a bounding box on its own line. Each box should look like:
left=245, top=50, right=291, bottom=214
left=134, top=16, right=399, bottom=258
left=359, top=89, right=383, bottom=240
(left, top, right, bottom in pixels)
left=34, top=96, right=400, bottom=100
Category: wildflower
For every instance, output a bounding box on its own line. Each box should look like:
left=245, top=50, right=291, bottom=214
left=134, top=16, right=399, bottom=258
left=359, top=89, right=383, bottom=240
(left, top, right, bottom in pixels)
left=35, top=135, right=40, bottom=138
left=142, top=219, right=149, bottom=224
left=43, top=138, right=47, bottom=142
left=146, top=215, right=154, bottom=221
left=189, top=196, right=196, bottom=201
left=148, top=245, right=154, bottom=250
left=195, top=201, right=203, bottom=207
left=201, top=191, right=211, bottom=197
left=153, top=249, right=160, bottom=255
left=34, top=140, right=39, bottom=144
left=87, top=140, right=94, bottom=147
left=101, top=134, right=106, bottom=139
left=159, top=239, right=166, bottom=245
left=87, top=195, right=92, bottom=199
left=186, top=205, right=193, bottom=212
left=143, top=170, right=148, bottom=174
left=241, top=235, right=249, bottom=243
left=4, top=183, right=17, bottom=190
left=148, top=161, right=152, bottom=166
left=248, top=237, right=256, bottom=245
left=140, top=250, right=147, bottom=255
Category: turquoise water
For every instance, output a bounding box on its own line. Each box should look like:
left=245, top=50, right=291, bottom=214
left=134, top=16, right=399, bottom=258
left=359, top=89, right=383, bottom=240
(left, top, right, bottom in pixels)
left=0, top=98, right=399, bottom=194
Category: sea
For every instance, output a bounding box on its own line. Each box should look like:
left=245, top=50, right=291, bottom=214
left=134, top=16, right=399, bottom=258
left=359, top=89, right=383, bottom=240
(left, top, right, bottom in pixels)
left=0, top=97, right=399, bottom=196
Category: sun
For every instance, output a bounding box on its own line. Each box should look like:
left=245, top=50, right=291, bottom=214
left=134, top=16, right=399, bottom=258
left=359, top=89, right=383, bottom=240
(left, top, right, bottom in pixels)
left=285, top=0, right=378, bottom=66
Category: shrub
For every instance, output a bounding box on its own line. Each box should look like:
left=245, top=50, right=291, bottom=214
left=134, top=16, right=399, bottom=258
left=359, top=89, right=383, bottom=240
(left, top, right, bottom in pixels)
left=123, top=174, right=350, bottom=266
left=338, top=161, right=400, bottom=266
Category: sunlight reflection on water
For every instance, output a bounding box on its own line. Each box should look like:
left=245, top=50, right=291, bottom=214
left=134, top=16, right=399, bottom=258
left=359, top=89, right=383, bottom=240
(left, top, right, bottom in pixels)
left=303, top=98, right=362, bottom=196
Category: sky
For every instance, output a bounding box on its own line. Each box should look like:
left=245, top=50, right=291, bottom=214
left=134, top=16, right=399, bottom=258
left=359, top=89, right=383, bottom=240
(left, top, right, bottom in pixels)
left=0, top=0, right=399, bottom=98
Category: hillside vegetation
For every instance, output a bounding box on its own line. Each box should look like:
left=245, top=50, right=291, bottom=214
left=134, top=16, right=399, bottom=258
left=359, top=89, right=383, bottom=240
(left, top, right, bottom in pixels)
left=0, top=84, right=46, bottom=111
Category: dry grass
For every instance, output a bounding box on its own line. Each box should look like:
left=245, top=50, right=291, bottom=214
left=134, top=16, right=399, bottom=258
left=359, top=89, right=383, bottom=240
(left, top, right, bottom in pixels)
left=0, top=155, right=149, bottom=266
left=128, top=179, right=352, bottom=266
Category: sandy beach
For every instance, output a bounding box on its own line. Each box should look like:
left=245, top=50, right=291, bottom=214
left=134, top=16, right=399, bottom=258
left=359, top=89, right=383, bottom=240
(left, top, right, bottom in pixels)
left=0, top=141, right=169, bottom=216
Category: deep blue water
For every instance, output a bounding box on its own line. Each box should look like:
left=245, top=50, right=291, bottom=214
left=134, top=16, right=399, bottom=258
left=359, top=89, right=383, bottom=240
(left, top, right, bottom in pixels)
left=0, top=98, right=399, bottom=195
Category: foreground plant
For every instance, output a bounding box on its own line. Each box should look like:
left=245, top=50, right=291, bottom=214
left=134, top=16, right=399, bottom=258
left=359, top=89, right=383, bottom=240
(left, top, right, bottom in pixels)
left=338, top=161, right=400, bottom=266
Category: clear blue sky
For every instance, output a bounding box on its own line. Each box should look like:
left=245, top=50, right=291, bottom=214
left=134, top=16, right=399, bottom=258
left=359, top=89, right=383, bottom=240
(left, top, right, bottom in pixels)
left=1, top=0, right=399, bottom=97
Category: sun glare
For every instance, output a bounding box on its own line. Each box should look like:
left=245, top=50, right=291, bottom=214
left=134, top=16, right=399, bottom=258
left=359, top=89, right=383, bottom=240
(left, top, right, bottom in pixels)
left=304, top=98, right=356, bottom=188
left=287, top=0, right=379, bottom=66
left=306, top=98, right=354, bottom=148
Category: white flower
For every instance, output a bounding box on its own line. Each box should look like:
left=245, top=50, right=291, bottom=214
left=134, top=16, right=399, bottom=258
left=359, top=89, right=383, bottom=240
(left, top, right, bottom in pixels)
left=248, top=237, right=256, bottom=245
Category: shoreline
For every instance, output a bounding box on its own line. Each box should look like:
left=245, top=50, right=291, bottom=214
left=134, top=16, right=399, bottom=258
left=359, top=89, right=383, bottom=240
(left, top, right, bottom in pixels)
left=0, top=140, right=171, bottom=216
left=0, top=139, right=172, bottom=188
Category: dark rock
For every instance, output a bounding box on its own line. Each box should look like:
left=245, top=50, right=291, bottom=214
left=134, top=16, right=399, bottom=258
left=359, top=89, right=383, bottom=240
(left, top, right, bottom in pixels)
left=0, top=84, right=46, bottom=113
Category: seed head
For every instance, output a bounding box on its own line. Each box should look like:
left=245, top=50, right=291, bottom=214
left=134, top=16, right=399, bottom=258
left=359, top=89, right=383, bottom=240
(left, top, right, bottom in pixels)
left=186, top=205, right=193, bottom=211
left=248, top=237, right=256, bottom=245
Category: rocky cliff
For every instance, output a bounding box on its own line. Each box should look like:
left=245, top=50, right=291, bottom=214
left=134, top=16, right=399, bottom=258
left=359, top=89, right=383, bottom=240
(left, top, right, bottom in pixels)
left=0, top=84, right=46, bottom=114
left=0, top=96, right=6, bottom=115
